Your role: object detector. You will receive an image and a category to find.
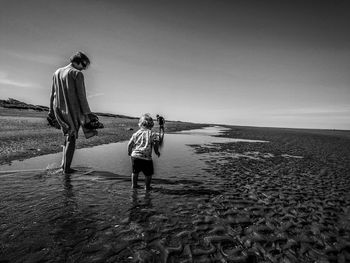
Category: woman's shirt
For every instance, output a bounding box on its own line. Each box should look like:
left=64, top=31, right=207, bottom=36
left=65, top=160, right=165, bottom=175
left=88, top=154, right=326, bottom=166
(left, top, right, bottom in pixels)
left=51, top=64, right=91, bottom=137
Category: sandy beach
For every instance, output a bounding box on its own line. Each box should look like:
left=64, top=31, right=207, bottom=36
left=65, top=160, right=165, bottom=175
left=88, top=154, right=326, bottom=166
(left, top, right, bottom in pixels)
left=1, top=110, right=350, bottom=262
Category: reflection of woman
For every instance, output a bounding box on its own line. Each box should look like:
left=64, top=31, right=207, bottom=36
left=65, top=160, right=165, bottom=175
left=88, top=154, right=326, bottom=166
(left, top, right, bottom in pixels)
left=63, top=174, right=75, bottom=201
left=48, top=174, right=79, bottom=260
left=51, top=175, right=96, bottom=260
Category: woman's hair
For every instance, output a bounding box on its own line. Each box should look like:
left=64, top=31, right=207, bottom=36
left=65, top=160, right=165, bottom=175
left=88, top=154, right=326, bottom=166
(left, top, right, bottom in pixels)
left=138, top=114, right=154, bottom=129
left=70, top=51, right=91, bottom=66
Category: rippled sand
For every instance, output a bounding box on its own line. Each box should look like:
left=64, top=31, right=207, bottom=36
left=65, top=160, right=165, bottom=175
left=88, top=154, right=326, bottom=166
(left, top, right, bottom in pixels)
left=1, top=127, right=350, bottom=262
left=0, top=167, right=226, bottom=263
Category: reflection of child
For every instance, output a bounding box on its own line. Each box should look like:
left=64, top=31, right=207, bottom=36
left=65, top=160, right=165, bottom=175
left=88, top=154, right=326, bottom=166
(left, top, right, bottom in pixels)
left=128, top=114, right=161, bottom=190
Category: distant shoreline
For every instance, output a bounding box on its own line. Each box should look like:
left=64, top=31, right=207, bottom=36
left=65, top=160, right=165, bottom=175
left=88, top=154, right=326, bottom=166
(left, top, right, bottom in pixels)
left=1, top=98, right=350, bottom=165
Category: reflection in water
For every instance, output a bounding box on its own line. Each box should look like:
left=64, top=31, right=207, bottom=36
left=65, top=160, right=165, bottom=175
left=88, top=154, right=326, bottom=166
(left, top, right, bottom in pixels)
left=158, top=131, right=165, bottom=148
left=128, top=190, right=153, bottom=224
left=64, top=174, right=74, bottom=199
left=54, top=174, right=78, bottom=262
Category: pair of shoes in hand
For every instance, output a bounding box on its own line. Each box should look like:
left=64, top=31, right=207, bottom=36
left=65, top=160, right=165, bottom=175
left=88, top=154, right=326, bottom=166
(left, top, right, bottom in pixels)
left=47, top=114, right=61, bottom=129
left=47, top=112, right=104, bottom=130
left=83, top=119, right=104, bottom=129
left=84, top=113, right=104, bottom=129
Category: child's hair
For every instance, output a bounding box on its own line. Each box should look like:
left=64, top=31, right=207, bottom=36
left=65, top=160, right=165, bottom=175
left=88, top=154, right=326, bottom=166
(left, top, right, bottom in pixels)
left=138, top=114, right=154, bottom=129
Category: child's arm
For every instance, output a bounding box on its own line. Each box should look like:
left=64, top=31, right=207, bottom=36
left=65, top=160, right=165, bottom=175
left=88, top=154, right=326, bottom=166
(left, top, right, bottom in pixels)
left=127, top=137, right=134, bottom=156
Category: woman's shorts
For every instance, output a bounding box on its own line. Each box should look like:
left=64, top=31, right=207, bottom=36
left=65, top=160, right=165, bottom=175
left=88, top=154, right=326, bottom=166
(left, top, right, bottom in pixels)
left=131, top=157, right=154, bottom=176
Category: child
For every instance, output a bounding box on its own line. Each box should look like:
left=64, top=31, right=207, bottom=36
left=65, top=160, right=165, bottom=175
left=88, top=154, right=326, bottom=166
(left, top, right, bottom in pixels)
left=128, top=114, right=161, bottom=190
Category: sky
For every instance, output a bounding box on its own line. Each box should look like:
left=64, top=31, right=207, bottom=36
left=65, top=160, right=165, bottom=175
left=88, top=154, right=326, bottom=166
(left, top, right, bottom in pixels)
left=0, top=0, right=349, bottom=130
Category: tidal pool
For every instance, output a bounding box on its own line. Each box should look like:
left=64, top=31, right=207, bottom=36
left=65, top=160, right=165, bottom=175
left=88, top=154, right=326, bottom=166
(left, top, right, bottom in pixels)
left=0, top=126, right=266, bottom=177
left=0, top=126, right=268, bottom=262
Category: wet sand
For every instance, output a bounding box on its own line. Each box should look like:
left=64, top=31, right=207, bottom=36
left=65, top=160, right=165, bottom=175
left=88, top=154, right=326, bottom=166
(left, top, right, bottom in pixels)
left=1, top=126, right=350, bottom=262
left=192, top=126, right=350, bottom=262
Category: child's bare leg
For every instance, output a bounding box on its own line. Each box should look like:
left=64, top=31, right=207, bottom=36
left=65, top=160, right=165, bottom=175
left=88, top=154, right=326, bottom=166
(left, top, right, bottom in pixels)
left=145, top=175, right=152, bottom=190
left=131, top=173, right=139, bottom=188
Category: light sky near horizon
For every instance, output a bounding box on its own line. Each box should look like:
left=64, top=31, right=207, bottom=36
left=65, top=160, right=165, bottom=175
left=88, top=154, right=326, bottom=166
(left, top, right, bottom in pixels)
left=1, top=0, right=349, bottom=130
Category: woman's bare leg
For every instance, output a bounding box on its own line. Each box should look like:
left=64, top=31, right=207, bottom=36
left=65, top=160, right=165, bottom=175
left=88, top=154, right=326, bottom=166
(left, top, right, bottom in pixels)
left=63, top=134, right=76, bottom=174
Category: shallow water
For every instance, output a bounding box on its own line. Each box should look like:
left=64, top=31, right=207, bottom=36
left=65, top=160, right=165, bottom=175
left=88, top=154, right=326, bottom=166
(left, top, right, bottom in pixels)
left=0, top=126, right=266, bottom=176
left=0, top=126, right=270, bottom=262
